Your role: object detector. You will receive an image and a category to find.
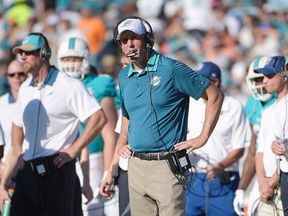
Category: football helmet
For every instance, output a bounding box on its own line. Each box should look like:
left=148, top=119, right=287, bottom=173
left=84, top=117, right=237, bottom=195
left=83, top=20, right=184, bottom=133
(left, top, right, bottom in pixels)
left=57, top=37, right=90, bottom=79
left=246, top=56, right=272, bottom=102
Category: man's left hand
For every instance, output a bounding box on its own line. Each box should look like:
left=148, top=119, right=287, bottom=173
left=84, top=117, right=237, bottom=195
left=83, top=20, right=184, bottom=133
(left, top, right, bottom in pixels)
left=53, top=151, right=73, bottom=168
left=174, top=136, right=207, bottom=153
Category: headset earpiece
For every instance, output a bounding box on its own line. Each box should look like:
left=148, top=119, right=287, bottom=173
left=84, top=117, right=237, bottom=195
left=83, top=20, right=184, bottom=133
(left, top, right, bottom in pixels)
left=280, top=57, right=288, bottom=83
left=28, top=32, right=52, bottom=62
left=146, top=43, right=152, bottom=54
left=141, top=19, right=154, bottom=49
left=281, top=71, right=288, bottom=83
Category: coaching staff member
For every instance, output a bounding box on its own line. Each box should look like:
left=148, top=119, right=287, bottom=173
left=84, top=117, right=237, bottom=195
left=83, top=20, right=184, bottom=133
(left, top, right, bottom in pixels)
left=103, top=17, right=224, bottom=216
left=10, top=32, right=107, bottom=216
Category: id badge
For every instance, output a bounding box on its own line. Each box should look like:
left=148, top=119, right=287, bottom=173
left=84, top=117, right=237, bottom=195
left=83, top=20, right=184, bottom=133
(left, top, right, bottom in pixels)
left=36, top=164, right=46, bottom=175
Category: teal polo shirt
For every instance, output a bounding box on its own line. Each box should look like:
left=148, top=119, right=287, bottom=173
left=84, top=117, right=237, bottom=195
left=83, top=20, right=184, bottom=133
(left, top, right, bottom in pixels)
left=119, top=50, right=210, bottom=152
left=79, top=74, right=117, bottom=153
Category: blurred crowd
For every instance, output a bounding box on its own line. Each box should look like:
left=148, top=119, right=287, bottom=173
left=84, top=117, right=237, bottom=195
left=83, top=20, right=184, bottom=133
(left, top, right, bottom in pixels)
left=0, top=0, right=288, bottom=105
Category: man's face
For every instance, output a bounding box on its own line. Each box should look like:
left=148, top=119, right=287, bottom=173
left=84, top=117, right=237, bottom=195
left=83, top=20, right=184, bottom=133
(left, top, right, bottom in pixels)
left=18, top=50, right=42, bottom=75
left=252, top=76, right=269, bottom=94
left=263, top=73, right=284, bottom=94
left=7, top=63, right=27, bottom=91
left=61, top=56, right=84, bottom=74
left=120, top=31, right=146, bottom=62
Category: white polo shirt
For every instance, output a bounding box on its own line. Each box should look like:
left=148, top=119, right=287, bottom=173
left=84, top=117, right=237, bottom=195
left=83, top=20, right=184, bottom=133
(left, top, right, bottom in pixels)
left=187, top=94, right=248, bottom=172
left=115, top=115, right=128, bottom=171
left=273, top=96, right=288, bottom=172
left=13, top=67, right=101, bottom=161
left=0, top=92, right=16, bottom=161
left=257, top=103, right=278, bottom=177
left=0, top=123, right=4, bottom=148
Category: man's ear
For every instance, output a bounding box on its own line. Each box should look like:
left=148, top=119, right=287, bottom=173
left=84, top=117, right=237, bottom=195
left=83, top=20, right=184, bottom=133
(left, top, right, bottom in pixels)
left=214, top=79, right=221, bottom=88
left=209, top=78, right=221, bottom=88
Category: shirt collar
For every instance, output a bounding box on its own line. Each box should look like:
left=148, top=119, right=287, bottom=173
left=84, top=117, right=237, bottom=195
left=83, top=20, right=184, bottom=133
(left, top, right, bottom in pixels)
left=29, top=66, right=59, bottom=87
left=127, top=50, right=160, bottom=77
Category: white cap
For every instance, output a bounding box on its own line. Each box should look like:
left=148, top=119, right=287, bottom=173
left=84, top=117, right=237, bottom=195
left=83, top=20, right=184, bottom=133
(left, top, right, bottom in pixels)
left=116, top=18, right=146, bottom=41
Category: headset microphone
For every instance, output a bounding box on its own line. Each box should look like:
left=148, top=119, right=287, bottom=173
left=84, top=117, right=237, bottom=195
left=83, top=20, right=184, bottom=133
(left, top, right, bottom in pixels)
left=126, top=51, right=147, bottom=58
left=126, top=52, right=138, bottom=57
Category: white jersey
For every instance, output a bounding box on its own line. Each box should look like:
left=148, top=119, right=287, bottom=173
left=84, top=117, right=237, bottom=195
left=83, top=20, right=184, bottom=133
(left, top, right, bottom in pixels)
left=0, top=93, right=16, bottom=161
left=257, top=103, right=278, bottom=177
left=187, top=94, right=248, bottom=172
left=274, top=96, right=288, bottom=172
left=14, top=68, right=101, bottom=161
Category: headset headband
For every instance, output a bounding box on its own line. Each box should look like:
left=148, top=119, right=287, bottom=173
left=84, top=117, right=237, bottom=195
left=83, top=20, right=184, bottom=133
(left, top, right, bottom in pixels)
left=28, top=32, right=52, bottom=62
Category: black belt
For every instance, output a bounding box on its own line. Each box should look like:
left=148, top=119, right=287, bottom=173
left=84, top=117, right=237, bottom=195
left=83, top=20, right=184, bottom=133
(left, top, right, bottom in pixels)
left=119, top=167, right=127, bottom=173
left=132, top=152, right=168, bottom=161
left=25, top=154, right=58, bottom=167
left=24, top=154, right=59, bottom=176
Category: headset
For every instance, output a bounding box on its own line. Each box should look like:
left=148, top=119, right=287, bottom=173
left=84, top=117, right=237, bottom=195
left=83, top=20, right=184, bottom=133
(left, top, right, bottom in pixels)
left=28, top=32, right=52, bottom=62
left=269, top=55, right=288, bottom=83
left=113, top=16, right=155, bottom=51
left=281, top=56, right=288, bottom=83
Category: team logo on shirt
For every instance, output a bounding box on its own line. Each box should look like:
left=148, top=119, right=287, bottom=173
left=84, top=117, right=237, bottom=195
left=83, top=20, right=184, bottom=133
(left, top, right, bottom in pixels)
left=150, top=76, right=161, bottom=86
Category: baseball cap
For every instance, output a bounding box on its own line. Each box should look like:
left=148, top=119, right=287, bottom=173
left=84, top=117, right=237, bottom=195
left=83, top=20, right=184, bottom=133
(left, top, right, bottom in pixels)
left=254, top=55, right=285, bottom=75
left=116, top=18, right=146, bottom=41
left=195, top=61, right=221, bottom=79
left=12, top=34, right=45, bottom=55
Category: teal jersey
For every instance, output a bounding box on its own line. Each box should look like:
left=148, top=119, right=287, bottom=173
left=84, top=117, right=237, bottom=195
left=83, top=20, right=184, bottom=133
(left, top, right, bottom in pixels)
left=79, top=74, right=117, bottom=153
left=244, top=94, right=276, bottom=149
left=119, top=50, right=209, bottom=152
left=114, top=85, right=121, bottom=110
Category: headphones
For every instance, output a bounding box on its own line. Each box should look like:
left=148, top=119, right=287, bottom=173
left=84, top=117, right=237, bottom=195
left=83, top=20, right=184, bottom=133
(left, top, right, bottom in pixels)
left=28, top=32, right=52, bottom=62
left=113, top=16, right=155, bottom=50
left=278, top=56, right=288, bottom=83
left=281, top=70, right=288, bottom=83
left=283, top=58, right=288, bottom=83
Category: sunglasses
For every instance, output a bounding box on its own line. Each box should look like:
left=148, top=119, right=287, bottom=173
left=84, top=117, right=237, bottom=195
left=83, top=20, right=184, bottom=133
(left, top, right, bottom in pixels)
left=253, top=77, right=264, bottom=83
left=7, top=72, right=26, bottom=78
left=264, top=73, right=277, bottom=79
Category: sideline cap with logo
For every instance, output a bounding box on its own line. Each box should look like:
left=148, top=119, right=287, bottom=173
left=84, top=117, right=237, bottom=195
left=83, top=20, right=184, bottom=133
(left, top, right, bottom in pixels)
left=12, top=34, right=45, bottom=55
left=254, top=55, right=285, bottom=75
left=195, top=61, right=221, bottom=79
left=116, top=18, right=146, bottom=41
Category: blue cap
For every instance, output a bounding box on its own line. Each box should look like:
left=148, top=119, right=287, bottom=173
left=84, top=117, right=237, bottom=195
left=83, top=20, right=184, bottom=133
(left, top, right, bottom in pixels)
left=254, top=55, right=285, bottom=75
left=195, top=61, right=221, bottom=79
left=12, top=34, right=45, bottom=55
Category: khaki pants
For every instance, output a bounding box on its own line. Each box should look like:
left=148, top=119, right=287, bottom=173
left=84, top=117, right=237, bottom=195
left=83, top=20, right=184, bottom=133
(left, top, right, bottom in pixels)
left=128, top=156, right=185, bottom=216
